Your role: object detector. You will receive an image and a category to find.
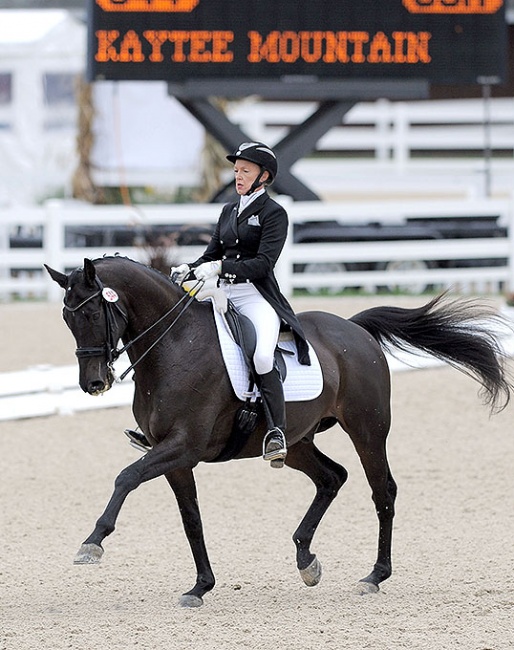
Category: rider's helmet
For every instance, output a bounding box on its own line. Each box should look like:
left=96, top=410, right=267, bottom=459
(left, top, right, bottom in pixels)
left=226, top=142, right=278, bottom=185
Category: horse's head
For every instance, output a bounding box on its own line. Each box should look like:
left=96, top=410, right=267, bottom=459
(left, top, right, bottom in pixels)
left=45, top=258, right=128, bottom=395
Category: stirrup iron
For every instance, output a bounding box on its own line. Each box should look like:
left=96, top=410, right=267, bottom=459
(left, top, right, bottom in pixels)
left=263, top=427, right=287, bottom=465
left=124, top=428, right=152, bottom=453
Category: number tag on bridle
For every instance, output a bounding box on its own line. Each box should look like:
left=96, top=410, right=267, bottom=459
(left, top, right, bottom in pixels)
left=102, top=287, right=119, bottom=303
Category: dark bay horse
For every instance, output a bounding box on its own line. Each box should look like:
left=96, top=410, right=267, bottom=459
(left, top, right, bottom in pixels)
left=45, top=256, right=512, bottom=607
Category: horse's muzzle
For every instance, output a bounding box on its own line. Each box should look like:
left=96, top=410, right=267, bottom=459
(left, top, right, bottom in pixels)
left=86, top=380, right=111, bottom=396
left=79, top=361, right=114, bottom=396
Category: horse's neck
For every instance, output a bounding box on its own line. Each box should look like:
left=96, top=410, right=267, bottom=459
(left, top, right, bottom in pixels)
left=122, top=280, right=209, bottom=357
left=124, top=282, right=184, bottom=332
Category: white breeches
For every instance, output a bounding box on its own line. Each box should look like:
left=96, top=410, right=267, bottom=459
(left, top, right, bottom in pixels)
left=220, top=281, right=280, bottom=375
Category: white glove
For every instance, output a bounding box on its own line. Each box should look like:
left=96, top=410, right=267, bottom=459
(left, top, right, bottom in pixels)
left=189, top=277, right=228, bottom=314
left=194, top=261, right=222, bottom=281
left=170, top=264, right=190, bottom=283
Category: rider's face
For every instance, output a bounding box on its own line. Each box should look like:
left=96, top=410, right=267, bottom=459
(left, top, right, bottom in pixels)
left=233, top=160, right=269, bottom=195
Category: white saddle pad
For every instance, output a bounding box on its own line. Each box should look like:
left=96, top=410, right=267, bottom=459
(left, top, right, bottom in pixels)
left=212, top=305, right=323, bottom=402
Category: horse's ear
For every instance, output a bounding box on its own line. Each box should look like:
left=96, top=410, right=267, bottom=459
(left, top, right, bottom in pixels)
left=44, top=264, right=68, bottom=289
left=83, top=258, right=97, bottom=287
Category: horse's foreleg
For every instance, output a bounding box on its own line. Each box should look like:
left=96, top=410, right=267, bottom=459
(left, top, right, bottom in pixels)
left=74, top=455, right=148, bottom=564
left=285, top=441, right=348, bottom=587
left=74, top=449, right=189, bottom=564
left=164, top=469, right=215, bottom=608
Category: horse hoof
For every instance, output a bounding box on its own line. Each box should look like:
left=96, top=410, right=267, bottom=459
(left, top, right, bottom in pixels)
left=73, top=543, right=104, bottom=564
left=179, top=594, right=204, bottom=608
left=299, top=556, right=322, bottom=587
left=355, top=580, right=380, bottom=595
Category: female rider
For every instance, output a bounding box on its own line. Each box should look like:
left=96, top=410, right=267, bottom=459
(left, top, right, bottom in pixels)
left=172, top=142, right=311, bottom=467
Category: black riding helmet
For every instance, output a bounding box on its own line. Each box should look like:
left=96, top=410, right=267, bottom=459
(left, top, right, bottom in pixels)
left=226, top=142, right=278, bottom=195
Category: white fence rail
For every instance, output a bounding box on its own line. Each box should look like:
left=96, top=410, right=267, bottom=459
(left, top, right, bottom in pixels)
left=227, top=98, right=514, bottom=160
left=2, top=94, right=513, bottom=205
left=226, top=97, right=514, bottom=199
left=1, top=197, right=514, bottom=302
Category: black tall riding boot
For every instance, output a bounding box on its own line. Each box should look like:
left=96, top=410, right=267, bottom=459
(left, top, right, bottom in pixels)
left=258, top=367, right=287, bottom=467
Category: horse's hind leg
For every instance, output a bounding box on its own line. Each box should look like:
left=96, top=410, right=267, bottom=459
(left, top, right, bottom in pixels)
left=285, top=440, right=349, bottom=587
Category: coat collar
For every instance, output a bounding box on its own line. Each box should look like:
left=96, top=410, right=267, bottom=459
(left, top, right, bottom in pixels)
left=237, top=192, right=269, bottom=224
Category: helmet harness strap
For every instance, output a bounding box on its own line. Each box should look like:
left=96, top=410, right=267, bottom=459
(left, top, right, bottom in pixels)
left=245, top=167, right=266, bottom=196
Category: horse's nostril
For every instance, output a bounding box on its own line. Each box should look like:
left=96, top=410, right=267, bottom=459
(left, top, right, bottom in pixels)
left=88, top=380, right=105, bottom=395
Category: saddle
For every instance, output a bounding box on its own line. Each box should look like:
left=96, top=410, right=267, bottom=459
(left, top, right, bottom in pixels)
left=182, top=276, right=288, bottom=384
left=181, top=278, right=320, bottom=463
left=224, top=300, right=288, bottom=385
left=209, top=300, right=292, bottom=463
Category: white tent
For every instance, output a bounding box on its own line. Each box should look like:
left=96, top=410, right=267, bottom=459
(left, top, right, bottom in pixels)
left=0, top=11, right=84, bottom=204
left=91, top=81, right=204, bottom=191
left=0, top=10, right=204, bottom=205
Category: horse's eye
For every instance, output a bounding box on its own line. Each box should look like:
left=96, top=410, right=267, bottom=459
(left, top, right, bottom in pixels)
left=92, top=312, right=101, bottom=321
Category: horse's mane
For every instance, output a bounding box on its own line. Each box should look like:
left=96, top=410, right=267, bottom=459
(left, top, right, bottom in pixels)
left=89, top=255, right=190, bottom=307
left=92, top=255, right=177, bottom=289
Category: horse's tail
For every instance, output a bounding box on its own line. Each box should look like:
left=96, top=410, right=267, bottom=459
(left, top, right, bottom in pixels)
left=349, top=293, right=513, bottom=413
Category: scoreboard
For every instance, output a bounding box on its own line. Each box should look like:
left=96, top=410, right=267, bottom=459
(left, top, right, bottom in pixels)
left=88, top=0, right=507, bottom=84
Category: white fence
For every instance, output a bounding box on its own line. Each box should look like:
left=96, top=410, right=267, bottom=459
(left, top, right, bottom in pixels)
left=228, top=98, right=514, bottom=161
left=2, top=88, right=514, bottom=204
left=227, top=97, right=514, bottom=200
left=2, top=196, right=514, bottom=302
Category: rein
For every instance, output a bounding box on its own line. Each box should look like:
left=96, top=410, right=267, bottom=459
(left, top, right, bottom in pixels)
left=65, top=275, right=202, bottom=381
left=116, top=286, right=199, bottom=381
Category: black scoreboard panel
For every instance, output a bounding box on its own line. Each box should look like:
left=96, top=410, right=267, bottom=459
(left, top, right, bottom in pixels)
left=88, top=0, right=507, bottom=84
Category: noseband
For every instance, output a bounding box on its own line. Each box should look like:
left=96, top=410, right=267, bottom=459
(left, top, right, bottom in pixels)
left=64, top=275, right=200, bottom=382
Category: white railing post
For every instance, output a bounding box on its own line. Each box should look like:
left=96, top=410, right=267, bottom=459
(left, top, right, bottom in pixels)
left=43, top=200, right=66, bottom=302
left=393, top=102, right=409, bottom=172
left=508, top=194, right=514, bottom=295
left=0, top=214, right=8, bottom=291
left=275, top=195, right=294, bottom=297
left=375, top=98, right=391, bottom=161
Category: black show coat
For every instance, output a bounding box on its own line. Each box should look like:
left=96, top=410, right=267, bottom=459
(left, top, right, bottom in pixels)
left=192, top=192, right=310, bottom=365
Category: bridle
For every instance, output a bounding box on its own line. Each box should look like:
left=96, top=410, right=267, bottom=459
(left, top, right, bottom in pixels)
left=64, top=278, right=125, bottom=367
left=64, top=275, right=200, bottom=382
